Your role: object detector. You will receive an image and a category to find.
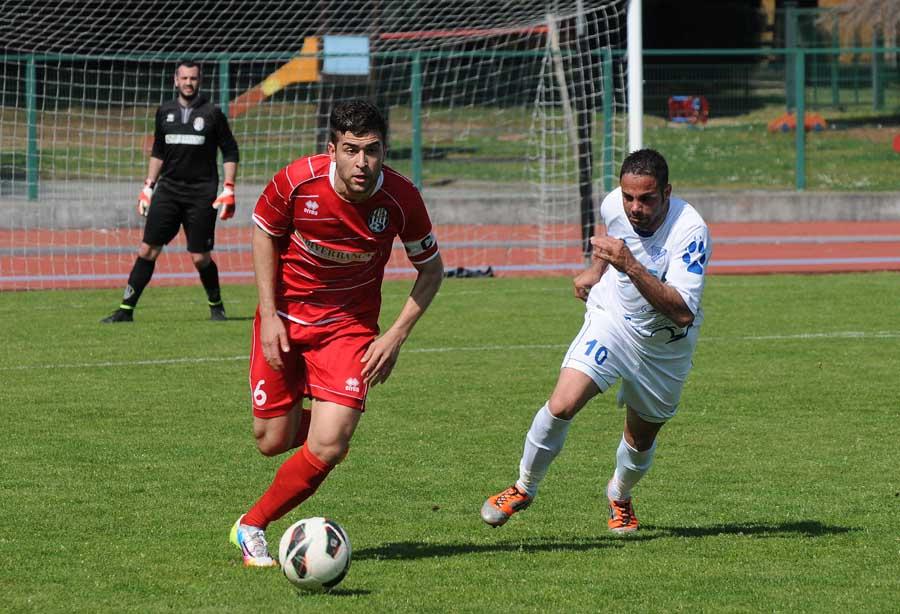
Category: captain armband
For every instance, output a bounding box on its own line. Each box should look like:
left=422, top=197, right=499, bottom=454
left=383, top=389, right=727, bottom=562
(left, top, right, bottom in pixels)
left=403, top=232, right=437, bottom=258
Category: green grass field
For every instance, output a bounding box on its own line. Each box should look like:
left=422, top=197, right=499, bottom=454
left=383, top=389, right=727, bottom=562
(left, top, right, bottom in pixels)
left=2, top=273, right=899, bottom=612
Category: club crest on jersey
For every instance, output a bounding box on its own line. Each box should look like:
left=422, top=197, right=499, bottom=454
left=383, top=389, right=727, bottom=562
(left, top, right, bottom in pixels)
left=345, top=378, right=360, bottom=393
left=303, top=200, right=319, bottom=215
left=193, top=116, right=204, bottom=131
left=166, top=113, right=175, bottom=122
left=367, top=208, right=389, bottom=233
left=648, top=245, right=667, bottom=264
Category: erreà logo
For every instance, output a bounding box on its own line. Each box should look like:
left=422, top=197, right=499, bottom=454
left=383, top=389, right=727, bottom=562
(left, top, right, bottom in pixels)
left=648, top=245, right=667, bottom=264
left=345, top=378, right=360, bottom=393
left=304, top=200, right=319, bottom=215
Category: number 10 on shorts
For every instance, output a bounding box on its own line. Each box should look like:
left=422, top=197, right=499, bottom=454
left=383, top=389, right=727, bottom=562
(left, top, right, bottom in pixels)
left=584, top=339, right=608, bottom=366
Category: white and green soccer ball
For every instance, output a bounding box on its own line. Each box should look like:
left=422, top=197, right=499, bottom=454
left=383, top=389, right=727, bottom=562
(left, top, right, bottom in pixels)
left=278, top=517, right=351, bottom=592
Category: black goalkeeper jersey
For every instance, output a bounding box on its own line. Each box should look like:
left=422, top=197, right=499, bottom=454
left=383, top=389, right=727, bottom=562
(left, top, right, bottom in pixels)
left=151, top=94, right=239, bottom=194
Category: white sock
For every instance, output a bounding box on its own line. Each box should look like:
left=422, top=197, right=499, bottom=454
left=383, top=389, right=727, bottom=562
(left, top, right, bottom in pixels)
left=607, top=435, right=656, bottom=501
left=516, top=403, right=572, bottom=497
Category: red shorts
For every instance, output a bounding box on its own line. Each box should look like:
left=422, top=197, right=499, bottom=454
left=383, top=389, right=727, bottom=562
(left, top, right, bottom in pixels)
left=249, top=312, right=377, bottom=418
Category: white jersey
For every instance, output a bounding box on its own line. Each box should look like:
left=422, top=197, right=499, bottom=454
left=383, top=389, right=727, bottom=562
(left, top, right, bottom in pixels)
left=587, top=188, right=711, bottom=349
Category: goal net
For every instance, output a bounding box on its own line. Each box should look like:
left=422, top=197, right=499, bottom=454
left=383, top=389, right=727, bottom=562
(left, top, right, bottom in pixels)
left=0, top=0, right=628, bottom=290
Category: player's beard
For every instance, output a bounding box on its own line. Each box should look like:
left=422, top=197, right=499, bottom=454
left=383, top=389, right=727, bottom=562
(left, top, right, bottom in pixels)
left=179, top=87, right=199, bottom=102
left=629, top=197, right=669, bottom=234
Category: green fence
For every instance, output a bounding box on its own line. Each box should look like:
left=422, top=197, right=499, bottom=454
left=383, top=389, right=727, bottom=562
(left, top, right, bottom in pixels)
left=643, top=47, right=900, bottom=191
left=3, top=46, right=899, bottom=200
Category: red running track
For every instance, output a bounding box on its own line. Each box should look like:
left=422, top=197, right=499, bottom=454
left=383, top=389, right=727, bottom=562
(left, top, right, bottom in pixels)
left=1, top=221, right=899, bottom=290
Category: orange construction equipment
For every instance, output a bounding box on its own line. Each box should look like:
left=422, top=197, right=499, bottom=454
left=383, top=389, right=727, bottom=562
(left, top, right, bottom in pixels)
left=767, top=112, right=827, bottom=133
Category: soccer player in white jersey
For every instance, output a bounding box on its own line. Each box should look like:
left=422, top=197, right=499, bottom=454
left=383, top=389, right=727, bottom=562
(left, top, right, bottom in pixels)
left=481, top=149, right=711, bottom=532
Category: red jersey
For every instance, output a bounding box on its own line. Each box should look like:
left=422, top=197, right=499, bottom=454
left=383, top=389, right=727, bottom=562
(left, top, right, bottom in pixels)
left=252, top=154, right=439, bottom=326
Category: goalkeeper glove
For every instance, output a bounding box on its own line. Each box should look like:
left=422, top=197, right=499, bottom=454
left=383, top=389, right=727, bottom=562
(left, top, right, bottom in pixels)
left=137, top=179, right=154, bottom=216
left=212, top=181, right=236, bottom=220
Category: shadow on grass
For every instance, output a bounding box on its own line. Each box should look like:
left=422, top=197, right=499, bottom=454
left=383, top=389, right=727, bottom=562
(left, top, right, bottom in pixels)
left=355, top=536, right=620, bottom=561
left=286, top=588, right=373, bottom=598
left=354, top=520, right=851, bottom=561
left=319, top=588, right=372, bottom=597
left=644, top=520, right=852, bottom=539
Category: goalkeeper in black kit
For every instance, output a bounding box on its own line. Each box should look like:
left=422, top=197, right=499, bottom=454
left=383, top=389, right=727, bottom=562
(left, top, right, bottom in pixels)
left=102, top=60, right=239, bottom=323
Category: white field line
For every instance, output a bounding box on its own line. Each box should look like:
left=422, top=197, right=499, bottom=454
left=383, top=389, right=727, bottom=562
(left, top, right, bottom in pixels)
left=0, top=287, right=563, bottom=313
left=3, top=331, right=900, bottom=372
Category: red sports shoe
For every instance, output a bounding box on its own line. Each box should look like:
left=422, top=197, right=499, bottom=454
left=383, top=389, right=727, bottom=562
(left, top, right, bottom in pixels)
left=481, top=485, right=533, bottom=527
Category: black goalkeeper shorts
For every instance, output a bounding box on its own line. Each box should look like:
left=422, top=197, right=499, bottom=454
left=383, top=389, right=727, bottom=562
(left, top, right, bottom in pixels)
left=142, top=181, right=218, bottom=253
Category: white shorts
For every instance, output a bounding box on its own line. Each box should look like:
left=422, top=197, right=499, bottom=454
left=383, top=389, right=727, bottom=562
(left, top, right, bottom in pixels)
left=561, top=308, right=698, bottom=423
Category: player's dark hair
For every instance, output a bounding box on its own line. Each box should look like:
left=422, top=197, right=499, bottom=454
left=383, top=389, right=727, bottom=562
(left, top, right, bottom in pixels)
left=329, top=99, right=387, bottom=144
left=175, top=60, right=201, bottom=78
left=620, top=148, right=669, bottom=188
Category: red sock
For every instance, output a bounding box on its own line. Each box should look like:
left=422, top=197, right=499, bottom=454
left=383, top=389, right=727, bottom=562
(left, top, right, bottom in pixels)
left=291, top=409, right=312, bottom=449
left=243, top=445, right=333, bottom=529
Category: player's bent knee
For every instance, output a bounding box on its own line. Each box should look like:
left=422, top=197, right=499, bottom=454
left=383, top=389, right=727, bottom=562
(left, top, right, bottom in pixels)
left=255, top=434, right=292, bottom=457
left=252, top=413, right=297, bottom=456
left=547, top=388, right=593, bottom=419
left=191, top=253, right=211, bottom=269
left=306, top=440, right=350, bottom=466
left=253, top=424, right=295, bottom=457
left=138, top=243, right=162, bottom=261
left=547, top=368, right=600, bottom=419
left=547, top=398, right=578, bottom=420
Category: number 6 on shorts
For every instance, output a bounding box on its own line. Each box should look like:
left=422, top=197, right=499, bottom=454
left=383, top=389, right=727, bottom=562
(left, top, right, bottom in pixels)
left=253, top=380, right=267, bottom=406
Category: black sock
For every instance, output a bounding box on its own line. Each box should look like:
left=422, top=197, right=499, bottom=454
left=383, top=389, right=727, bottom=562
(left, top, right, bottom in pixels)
left=121, top=256, right=155, bottom=309
left=198, top=259, right=222, bottom=305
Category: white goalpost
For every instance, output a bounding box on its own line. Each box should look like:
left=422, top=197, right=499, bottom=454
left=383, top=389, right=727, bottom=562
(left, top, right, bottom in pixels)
left=627, top=0, right=644, bottom=153
left=0, top=0, right=630, bottom=290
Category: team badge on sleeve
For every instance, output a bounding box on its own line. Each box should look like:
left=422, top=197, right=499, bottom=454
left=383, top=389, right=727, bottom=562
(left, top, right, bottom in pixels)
left=367, top=208, right=389, bottom=233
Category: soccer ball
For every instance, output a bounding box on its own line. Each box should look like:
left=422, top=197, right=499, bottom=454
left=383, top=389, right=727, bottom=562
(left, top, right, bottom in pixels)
left=278, top=517, right=352, bottom=592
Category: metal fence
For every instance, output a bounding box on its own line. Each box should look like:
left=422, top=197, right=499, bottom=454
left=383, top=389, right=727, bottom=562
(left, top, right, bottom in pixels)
left=2, top=46, right=899, bottom=200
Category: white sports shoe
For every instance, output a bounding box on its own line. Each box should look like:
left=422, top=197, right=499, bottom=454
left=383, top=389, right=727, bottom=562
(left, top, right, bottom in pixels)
left=229, top=515, right=278, bottom=567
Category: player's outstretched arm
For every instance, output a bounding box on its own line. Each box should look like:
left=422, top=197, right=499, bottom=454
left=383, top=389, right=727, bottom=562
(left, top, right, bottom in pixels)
left=252, top=225, right=290, bottom=370
left=361, top=253, right=444, bottom=386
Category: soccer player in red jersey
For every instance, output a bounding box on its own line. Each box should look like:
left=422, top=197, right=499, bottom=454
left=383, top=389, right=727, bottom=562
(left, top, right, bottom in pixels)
left=230, top=100, right=443, bottom=566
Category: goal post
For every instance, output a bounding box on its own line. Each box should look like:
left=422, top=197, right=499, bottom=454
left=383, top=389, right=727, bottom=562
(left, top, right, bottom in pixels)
left=0, top=1, right=629, bottom=290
